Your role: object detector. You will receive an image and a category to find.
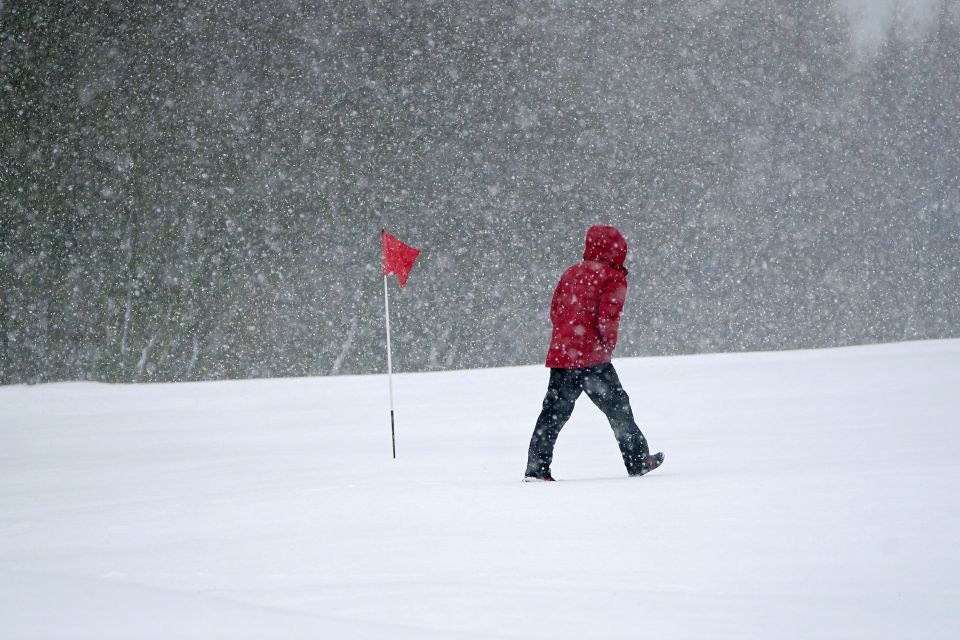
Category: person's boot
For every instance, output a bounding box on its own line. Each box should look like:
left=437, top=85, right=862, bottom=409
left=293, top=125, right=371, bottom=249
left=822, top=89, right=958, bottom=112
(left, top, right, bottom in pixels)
left=523, top=472, right=556, bottom=482
left=629, top=451, right=664, bottom=477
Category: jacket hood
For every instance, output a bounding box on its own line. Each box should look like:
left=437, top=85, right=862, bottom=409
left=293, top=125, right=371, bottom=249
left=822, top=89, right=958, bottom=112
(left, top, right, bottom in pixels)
left=583, top=225, right=628, bottom=272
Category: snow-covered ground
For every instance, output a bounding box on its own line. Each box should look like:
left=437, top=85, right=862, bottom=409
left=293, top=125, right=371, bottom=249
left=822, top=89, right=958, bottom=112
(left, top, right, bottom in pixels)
left=2, top=340, right=959, bottom=639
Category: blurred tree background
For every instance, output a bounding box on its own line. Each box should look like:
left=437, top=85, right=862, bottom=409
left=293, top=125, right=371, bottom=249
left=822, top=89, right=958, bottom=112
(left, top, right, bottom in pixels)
left=2, top=0, right=958, bottom=384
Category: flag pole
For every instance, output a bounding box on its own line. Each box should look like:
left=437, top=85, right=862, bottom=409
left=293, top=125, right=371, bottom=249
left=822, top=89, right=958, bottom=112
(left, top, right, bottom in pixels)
left=383, top=273, right=396, bottom=459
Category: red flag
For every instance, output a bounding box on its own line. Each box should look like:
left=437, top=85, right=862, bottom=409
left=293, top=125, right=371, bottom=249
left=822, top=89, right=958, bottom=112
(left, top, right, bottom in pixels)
left=381, top=229, right=420, bottom=288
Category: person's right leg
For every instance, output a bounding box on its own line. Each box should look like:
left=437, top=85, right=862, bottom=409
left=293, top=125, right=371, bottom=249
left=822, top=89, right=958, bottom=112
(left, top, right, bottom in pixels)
left=525, top=368, right=582, bottom=479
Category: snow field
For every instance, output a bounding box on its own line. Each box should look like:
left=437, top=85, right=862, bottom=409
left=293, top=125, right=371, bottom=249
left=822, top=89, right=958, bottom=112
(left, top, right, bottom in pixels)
left=2, top=339, right=959, bottom=638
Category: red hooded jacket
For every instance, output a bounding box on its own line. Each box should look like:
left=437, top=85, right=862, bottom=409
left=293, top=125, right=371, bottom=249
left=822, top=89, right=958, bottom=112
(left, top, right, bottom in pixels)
left=545, top=226, right=629, bottom=369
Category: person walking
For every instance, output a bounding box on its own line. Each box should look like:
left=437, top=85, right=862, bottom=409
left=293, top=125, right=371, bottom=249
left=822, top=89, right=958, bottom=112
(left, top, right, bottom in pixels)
left=524, top=225, right=664, bottom=481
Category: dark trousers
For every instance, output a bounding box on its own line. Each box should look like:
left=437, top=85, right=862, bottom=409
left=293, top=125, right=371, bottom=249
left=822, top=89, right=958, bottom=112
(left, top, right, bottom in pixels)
left=526, top=363, right=649, bottom=477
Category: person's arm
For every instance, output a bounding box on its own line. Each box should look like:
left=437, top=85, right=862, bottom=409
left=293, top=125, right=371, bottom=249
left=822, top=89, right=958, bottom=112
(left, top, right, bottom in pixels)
left=597, top=274, right=627, bottom=353
left=549, top=279, right=564, bottom=326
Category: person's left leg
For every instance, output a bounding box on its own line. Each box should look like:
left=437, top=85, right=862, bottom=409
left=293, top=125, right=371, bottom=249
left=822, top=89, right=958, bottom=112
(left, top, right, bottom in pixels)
left=581, top=363, right=650, bottom=475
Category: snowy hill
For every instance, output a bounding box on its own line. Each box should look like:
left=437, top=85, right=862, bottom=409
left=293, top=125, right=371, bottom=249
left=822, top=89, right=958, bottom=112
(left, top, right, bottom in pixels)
left=2, top=340, right=959, bottom=639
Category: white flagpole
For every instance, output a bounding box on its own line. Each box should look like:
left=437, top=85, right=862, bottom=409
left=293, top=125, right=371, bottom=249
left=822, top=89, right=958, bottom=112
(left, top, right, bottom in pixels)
left=383, top=274, right=396, bottom=459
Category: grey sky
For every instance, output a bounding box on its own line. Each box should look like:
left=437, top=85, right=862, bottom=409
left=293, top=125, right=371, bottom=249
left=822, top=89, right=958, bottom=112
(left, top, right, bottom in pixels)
left=839, top=0, right=942, bottom=52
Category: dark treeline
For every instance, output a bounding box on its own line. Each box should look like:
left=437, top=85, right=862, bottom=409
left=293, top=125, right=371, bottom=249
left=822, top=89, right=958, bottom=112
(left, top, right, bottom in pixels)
left=2, top=0, right=959, bottom=384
